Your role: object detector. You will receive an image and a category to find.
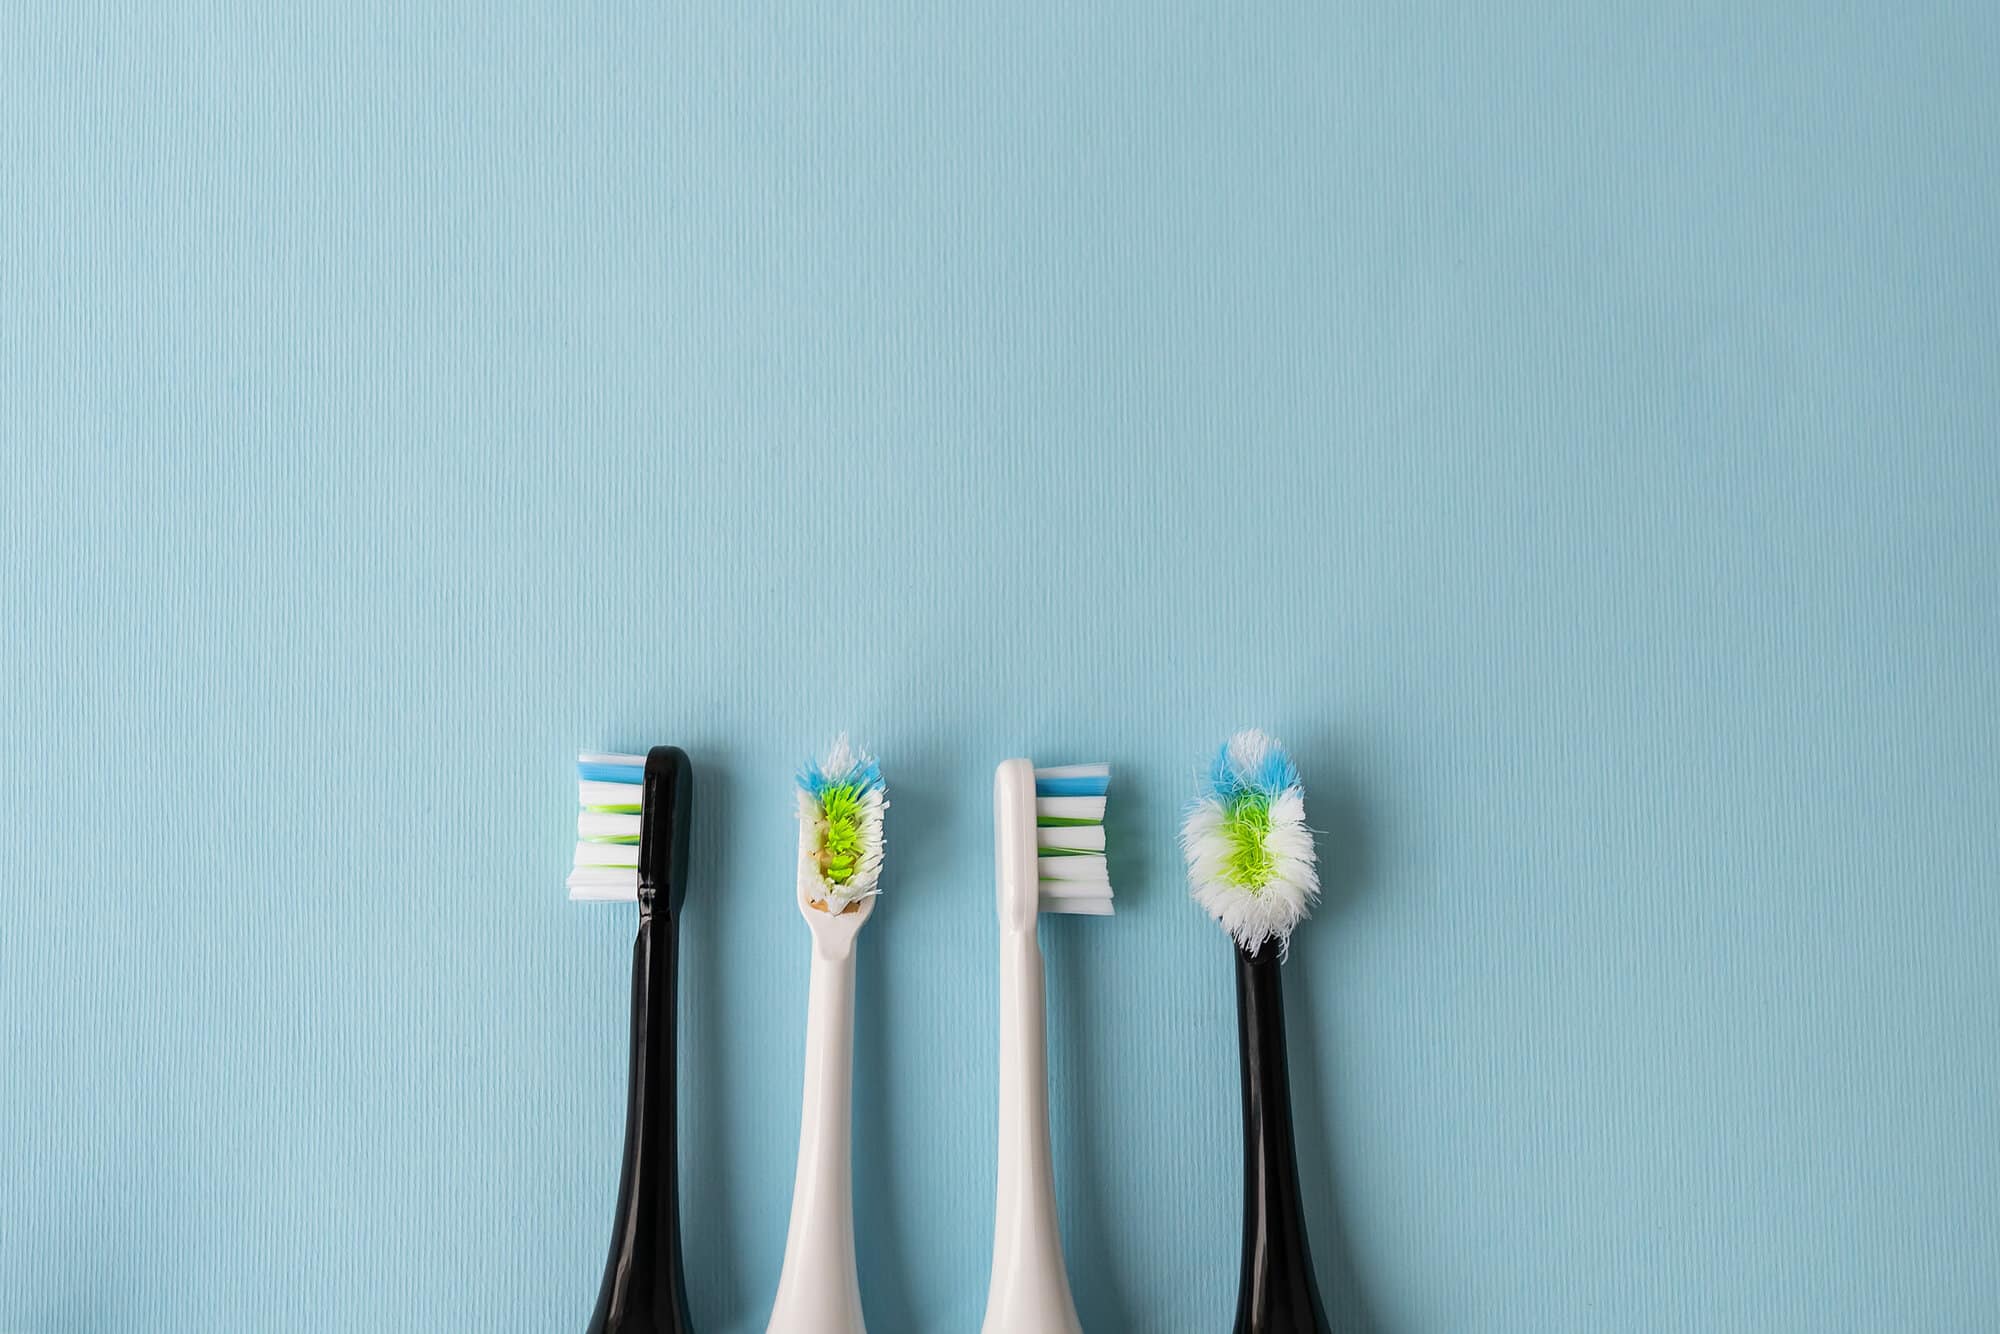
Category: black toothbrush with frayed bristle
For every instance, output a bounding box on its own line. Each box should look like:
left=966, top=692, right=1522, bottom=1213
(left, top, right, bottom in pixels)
left=1182, top=730, right=1332, bottom=1334
left=1233, top=939, right=1330, bottom=1333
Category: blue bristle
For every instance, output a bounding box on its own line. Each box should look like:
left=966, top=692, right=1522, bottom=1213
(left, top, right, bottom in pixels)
left=796, top=750, right=884, bottom=799
left=1034, top=774, right=1110, bottom=798
left=1204, top=737, right=1301, bottom=800
left=578, top=760, right=646, bottom=783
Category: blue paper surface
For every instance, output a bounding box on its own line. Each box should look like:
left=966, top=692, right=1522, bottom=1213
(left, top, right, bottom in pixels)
left=5, top=2, right=1999, bottom=1329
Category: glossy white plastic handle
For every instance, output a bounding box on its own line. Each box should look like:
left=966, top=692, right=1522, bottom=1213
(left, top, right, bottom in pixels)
left=982, top=759, right=1083, bottom=1334
left=767, top=888, right=873, bottom=1332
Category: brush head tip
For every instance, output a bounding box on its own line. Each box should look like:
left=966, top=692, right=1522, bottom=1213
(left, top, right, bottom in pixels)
left=1182, top=728, right=1317, bottom=955
left=796, top=734, right=887, bottom=914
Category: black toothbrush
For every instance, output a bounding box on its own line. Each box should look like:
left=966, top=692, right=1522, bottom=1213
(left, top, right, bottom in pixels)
left=1181, top=729, right=1334, bottom=1334
left=587, top=746, right=695, bottom=1334
left=1233, top=941, right=1331, bottom=1334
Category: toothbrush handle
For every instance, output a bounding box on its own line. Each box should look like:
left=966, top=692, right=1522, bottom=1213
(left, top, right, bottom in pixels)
left=589, top=907, right=692, bottom=1334
left=767, top=937, right=866, bottom=1334
left=982, top=927, right=1082, bottom=1334
left=1234, top=942, right=1330, bottom=1334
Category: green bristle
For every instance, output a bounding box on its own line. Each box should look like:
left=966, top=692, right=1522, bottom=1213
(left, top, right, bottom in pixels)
left=817, top=782, right=866, bottom=886
left=1221, top=793, right=1276, bottom=889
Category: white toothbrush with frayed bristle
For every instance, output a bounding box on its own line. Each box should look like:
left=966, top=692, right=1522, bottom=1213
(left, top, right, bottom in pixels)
left=767, top=736, right=887, bottom=1334
left=982, top=758, right=1111, bottom=1334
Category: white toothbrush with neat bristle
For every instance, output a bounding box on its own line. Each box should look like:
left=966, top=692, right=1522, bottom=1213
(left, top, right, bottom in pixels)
left=983, top=759, right=1111, bottom=1334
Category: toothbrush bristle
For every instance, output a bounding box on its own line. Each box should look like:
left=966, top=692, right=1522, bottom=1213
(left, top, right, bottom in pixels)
left=577, top=753, right=647, bottom=784
left=1181, top=728, right=1319, bottom=954
left=1035, top=762, right=1112, bottom=915
left=1036, top=854, right=1107, bottom=882
left=796, top=734, right=888, bottom=913
left=568, top=752, right=647, bottom=900
left=578, top=780, right=645, bottom=812
left=1033, top=764, right=1110, bottom=798
left=1034, top=795, right=1106, bottom=823
left=578, top=812, right=642, bottom=842
left=574, top=841, right=640, bottom=868
left=1036, top=824, right=1104, bottom=852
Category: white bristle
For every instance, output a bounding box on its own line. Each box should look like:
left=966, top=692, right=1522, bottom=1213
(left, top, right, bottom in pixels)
left=579, top=780, right=645, bottom=809
left=1037, top=855, right=1107, bottom=883
left=574, top=841, right=639, bottom=868
left=580, top=751, right=649, bottom=767
left=1034, top=795, right=1105, bottom=822
left=1032, top=763, right=1110, bottom=780
left=567, top=867, right=639, bottom=902
left=1038, top=876, right=1111, bottom=899
left=579, top=812, right=642, bottom=840
left=1039, top=892, right=1113, bottom=916
left=1036, top=824, right=1103, bottom=851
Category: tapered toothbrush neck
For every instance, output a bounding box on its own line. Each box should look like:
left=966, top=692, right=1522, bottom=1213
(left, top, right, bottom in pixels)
left=587, top=907, right=691, bottom=1334
left=797, top=934, right=859, bottom=1132
left=767, top=919, right=866, bottom=1333
left=997, top=926, right=1052, bottom=1172
left=983, top=922, right=1082, bottom=1334
left=1233, top=941, right=1330, bottom=1334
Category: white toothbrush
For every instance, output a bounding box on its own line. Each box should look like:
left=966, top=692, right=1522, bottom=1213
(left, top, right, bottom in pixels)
left=767, top=738, right=887, bottom=1334
left=983, top=759, right=1112, bottom=1334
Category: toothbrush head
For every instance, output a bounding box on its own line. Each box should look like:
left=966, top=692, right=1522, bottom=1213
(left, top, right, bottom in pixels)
left=567, top=746, right=694, bottom=912
left=795, top=735, right=887, bottom=915
left=995, top=759, right=1112, bottom=929
left=1182, top=729, right=1318, bottom=956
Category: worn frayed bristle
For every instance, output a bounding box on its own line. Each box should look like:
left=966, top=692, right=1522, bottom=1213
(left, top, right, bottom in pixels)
left=796, top=734, right=888, bottom=913
left=1182, top=729, right=1318, bottom=955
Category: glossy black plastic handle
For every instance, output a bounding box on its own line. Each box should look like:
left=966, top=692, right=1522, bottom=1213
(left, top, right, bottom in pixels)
left=1234, top=941, right=1331, bottom=1334
left=588, top=747, right=694, bottom=1334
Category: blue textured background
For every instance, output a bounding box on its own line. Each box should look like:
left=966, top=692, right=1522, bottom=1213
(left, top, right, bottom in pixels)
left=5, top=2, right=1998, bottom=1330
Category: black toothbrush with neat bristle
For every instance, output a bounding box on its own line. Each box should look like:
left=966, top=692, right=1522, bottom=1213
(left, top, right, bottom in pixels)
left=574, top=746, right=695, bottom=1334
